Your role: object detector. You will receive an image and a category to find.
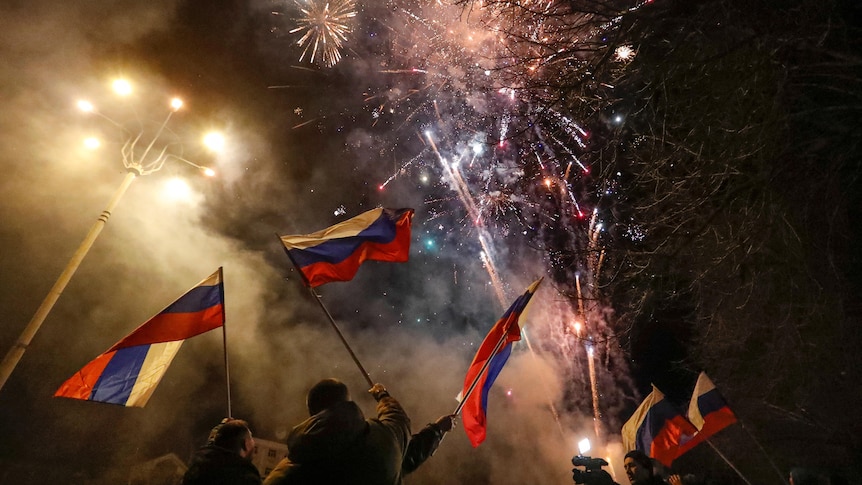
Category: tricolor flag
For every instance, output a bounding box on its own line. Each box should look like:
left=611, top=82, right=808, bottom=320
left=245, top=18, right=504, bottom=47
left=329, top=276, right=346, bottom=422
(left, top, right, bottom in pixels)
left=676, top=372, right=737, bottom=455
left=621, top=385, right=698, bottom=467
left=280, top=208, right=414, bottom=287
left=55, top=268, right=225, bottom=407
left=460, top=279, right=542, bottom=447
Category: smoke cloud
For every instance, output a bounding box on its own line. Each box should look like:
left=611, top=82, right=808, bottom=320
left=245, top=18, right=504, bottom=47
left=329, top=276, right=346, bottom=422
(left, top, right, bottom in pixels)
left=0, top=0, right=638, bottom=483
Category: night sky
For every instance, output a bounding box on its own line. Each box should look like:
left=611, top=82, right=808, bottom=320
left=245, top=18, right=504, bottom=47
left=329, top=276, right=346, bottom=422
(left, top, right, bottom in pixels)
left=1, top=0, right=859, bottom=484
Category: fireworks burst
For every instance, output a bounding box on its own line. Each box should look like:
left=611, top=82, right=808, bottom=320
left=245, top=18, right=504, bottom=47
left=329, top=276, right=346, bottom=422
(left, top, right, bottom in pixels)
left=279, top=0, right=656, bottom=443
left=289, top=0, right=357, bottom=67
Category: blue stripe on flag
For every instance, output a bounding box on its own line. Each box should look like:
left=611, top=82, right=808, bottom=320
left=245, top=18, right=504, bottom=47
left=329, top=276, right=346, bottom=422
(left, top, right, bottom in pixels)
left=90, top=345, right=150, bottom=405
left=160, top=285, right=222, bottom=314
left=288, top=214, right=398, bottom=268
left=697, top=388, right=728, bottom=416
left=479, top=344, right=513, bottom=413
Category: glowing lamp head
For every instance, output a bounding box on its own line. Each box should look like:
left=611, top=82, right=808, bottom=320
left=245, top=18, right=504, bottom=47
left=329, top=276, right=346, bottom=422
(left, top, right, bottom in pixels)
left=203, top=132, right=225, bottom=152
left=83, top=137, right=100, bottom=150
left=163, top=177, right=191, bottom=200
left=574, top=321, right=582, bottom=333
left=202, top=167, right=216, bottom=177
left=77, top=100, right=95, bottom=113
left=170, top=98, right=183, bottom=111
left=112, top=79, right=132, bottom=96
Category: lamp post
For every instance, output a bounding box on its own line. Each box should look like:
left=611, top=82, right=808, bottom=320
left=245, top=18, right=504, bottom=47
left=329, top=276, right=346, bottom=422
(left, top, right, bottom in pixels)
left=0, top=80, right=219, bottom=392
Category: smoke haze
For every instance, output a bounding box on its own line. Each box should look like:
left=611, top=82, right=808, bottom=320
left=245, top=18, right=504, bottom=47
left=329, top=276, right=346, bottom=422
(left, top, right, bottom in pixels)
left=0, top=1, right=635, bottom=483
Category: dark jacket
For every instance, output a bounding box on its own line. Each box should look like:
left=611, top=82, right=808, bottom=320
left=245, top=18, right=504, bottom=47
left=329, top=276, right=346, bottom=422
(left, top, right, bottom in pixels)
left=263, top=395, right=411, bottom=485
left=183, top=444, right=262, bottom=485
left=401, top=422, right=446, bottom=475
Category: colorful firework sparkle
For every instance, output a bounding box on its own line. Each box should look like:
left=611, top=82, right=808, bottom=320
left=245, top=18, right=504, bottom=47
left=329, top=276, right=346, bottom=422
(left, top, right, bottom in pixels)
left=277, top=0, right=655, bottom=447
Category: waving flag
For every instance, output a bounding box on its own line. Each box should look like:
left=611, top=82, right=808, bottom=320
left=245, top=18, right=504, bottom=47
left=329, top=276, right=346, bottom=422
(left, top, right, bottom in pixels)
left=622, top=385, right=697, bottom=467
left=460, top=279, right=542, bottom=447
left=280, top=208, right=414, bottom=287
left=55, top=268, right=225, bottom=407
left=677, top=372, right=737, bottom=455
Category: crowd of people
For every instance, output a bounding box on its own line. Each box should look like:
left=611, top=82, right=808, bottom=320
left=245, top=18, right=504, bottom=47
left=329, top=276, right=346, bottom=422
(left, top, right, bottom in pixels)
left=181, top=379, right=455, bottom=485
left=178, top=378, right=851, bottom=485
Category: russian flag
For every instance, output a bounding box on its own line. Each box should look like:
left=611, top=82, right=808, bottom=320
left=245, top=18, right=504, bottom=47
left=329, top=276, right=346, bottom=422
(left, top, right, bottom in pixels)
left=280, top=208, right=414, bottom=288
left=621, top=385, right=698, bottom=466
left=55, top=268, right=225, bottom=407
left=677, top=372, right=737, bottom=455
left=460, top=279, right=542, bottom=447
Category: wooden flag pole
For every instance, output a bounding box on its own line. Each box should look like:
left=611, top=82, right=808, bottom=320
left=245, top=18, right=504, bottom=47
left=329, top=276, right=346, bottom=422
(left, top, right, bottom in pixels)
left=739, top=420, right=788, bottom=485
left=706, top=439, right=754, bottom=485
left=308, top=286, right=374, bottom=388
left=277, top=235, right=373, bottom=388
left=217, top=267, right=232, bottom=418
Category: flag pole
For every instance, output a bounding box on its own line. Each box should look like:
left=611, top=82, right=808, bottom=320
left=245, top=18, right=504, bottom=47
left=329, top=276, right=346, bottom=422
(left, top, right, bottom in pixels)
left=705, top=439, right=754, bottom=485
left=277, top=236, right=374, bottom=388
left=453, top=316, right=515, bottom=416
left=308, top=287, right=374, bottom=388
left=739, top=420, right=788, bottom=484
left=217, top=267, right=232, bottom=417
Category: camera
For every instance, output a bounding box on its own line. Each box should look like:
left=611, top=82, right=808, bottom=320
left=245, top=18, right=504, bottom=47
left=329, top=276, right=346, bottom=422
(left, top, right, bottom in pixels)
left=572, top=456, right=608, bottom=470
left=572, top=455, right=616, bottom=485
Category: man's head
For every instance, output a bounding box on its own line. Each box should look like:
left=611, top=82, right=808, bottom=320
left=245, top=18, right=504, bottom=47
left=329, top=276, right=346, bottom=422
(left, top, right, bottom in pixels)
left=623, top=450, right=653, bottom=484
left=307, top=378, right=350, bottom=415
left=208, top=418, right=255, bottom=459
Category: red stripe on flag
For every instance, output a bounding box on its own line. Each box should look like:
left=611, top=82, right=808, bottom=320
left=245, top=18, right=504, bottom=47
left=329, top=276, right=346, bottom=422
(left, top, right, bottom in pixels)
left=54, top=351, right=116, bottom=400
left=109, top=306, right=225, bottom=350
left=302, top=216, right=412, bottom=287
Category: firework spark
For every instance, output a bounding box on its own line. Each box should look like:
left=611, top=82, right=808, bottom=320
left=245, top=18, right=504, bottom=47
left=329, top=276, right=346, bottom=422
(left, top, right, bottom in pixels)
left=289, top=0, right=356, bottom=67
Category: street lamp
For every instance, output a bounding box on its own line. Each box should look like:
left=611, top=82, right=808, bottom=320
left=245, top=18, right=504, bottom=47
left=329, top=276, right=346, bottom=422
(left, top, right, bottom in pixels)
left=0, top=79, right=220, bottom=391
